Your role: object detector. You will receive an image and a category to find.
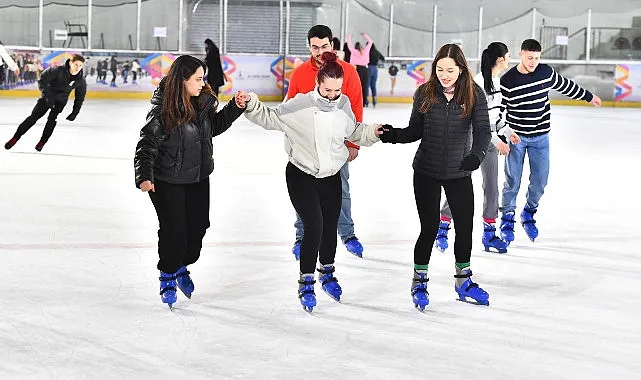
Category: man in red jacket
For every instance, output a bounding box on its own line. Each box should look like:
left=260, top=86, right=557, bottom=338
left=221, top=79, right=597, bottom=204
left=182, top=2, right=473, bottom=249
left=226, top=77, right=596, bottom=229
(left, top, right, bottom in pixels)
left=286, top=24, right=365, bottom=259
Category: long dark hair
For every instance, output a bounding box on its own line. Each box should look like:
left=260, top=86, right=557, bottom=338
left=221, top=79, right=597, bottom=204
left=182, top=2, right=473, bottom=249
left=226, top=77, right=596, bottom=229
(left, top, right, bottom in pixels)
left=481, top=42, right=508, bottom=94
left=419, top=44, right=475, bottom=118
left=161, top=55, right=216, bottom=133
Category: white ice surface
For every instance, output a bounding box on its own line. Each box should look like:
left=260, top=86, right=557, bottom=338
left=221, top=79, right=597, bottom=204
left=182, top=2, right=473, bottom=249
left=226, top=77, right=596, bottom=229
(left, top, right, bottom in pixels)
left=0, top=99, right=640, bottom=379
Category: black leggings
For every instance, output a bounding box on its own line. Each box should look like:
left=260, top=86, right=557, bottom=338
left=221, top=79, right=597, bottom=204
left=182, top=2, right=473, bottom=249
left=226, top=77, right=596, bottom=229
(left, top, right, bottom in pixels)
left=286, top=162, right=342, bottom=274
left=413, top=172, right=474, bottom=266
left=356, top=65, right=369, bottom=106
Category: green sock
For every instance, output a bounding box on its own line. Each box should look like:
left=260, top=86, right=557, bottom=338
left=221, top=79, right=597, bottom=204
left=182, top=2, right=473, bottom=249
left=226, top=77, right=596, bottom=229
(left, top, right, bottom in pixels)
left=414, top=264, right=429, bottom=271
left=455, top=262, right=470, bottom=269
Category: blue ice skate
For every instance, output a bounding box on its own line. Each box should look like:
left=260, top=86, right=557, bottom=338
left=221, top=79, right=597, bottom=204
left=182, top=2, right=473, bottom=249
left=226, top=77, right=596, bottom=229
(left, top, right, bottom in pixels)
left=175, top=266, right=194, bottom=299
left=292, top=240, right=301, bottom=261
left=411, top=272, right=430, bottom=311
left=298, top=275, right=317, bottom=312
left=344, top=237, right=364, bottom=258
left=482, top=222, right=508, bottom=253
left=434, top=221, right=451, bottom=253
left=454, top=269, right=489, bottom=306
left=159, top=271, right=177, bottom=310
left=500, top=212, right=516, bottom=245
left=317, top=265, right=342, bottom=302
left=520, top=207, right=539, bottom=242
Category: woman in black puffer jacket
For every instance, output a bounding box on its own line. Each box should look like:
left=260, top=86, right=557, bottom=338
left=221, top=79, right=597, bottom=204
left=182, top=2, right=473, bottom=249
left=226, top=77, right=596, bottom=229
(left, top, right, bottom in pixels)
left=380, top=44, right=491, bottom=310
left=134, top=55, right=247, bottom=309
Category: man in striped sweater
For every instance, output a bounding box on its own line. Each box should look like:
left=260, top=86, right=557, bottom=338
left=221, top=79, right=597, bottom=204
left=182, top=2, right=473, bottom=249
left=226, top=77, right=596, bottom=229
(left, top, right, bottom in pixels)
left=498, top=39, right=601, bottom=243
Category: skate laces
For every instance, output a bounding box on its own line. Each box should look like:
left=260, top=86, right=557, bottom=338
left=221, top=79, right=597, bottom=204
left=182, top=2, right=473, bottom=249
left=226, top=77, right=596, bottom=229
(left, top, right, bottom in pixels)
left=411, top=274, right=429, bottom=295
left=437, top=222, right=451, bottom=238
left=522, top=209, right=537, bottom=224
left=159, top=274, right=177, bottom=295
left=454, top=270, right=479, bottom=292
left=298, top=277, right=316, bottom=298
left=317, top=266, right=338, bottom=285
left=501, top=213, right=515, bottom=231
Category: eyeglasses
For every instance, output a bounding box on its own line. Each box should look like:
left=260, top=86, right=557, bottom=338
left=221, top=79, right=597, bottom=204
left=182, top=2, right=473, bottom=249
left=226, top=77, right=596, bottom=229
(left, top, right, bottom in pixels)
left=310, top=44, right=332, bottom=53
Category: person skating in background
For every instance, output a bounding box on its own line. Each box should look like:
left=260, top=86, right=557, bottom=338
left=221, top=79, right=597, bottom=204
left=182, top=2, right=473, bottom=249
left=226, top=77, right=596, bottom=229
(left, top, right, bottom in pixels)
left=4, top=54, right=86, bottom=152
left=436, top=42, right=519, bottom=254
left=346, top=32, right=372, bottom=107
left=367, top=42, right=385, bottom=107
left=131, top=59, right=140, bottom=84
left=204, top=38, right=225, bottom=96
left=379, top=44, right=491, bottom=310
left=498, top=39, right=601, bottom=244
left=332, top=37, right=345, bottom=61
left=243, top=52, right=385, bottom=312
left=287, top=24, right=366, bottom=259
left=109, top=56, right=118, bottom=87
left=134, top=55, right=248, bottom=309
left=388, top=63, right=398, bottom=95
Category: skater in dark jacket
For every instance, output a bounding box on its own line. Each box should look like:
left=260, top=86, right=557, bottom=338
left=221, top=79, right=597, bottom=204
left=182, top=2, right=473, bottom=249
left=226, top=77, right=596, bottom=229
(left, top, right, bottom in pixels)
left=4, top=54, right=86, bottom=152
left=204, top=39, right=225, bottom=95
left=134, top=55, right=247, bottom=309
left=380, top=44, right=491, bottom=310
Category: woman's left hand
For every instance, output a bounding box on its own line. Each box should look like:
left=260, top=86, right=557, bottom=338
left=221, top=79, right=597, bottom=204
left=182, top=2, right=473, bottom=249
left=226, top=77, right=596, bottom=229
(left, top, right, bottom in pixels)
left=235, top=91, right=250, bottom=109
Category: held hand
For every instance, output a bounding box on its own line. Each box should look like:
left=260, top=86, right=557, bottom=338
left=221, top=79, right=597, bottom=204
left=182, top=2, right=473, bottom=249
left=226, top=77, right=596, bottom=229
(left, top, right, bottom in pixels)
left=374, top=124, right=385, bottom=137
left=496, top=141, right=510, bottom=156
left=509, top=133, right=521, bottom=144
left=459, top=155, right=481, bottom=171
left=235, top=90, right=250, bottom=109
left=347, top=146, right=359, bottom=162
left=140, top=180, right=155, bottom=192
left=590, top=95, right=602, bottom=107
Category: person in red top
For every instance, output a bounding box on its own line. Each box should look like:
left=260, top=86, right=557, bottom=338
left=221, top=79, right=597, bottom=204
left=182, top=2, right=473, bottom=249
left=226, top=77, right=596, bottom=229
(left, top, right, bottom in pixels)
left=286, top=24, right=365, bottom=259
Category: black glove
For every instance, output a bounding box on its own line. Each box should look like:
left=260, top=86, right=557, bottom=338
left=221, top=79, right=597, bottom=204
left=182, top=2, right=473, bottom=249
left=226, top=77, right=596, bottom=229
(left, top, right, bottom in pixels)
left=459, top=154, right=481, bottom=171
left=66, top=112, right=78, bottom=121
left=379, top=124, right=397, bottom=143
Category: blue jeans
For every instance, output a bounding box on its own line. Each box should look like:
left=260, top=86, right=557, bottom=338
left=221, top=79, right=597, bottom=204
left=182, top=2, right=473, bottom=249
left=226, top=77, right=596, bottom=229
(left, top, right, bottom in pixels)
left=295, top=162, right=355, bottom=243
left=500, top=134, right=550, bottom=213
left=366, top=65, right=378, bottom=105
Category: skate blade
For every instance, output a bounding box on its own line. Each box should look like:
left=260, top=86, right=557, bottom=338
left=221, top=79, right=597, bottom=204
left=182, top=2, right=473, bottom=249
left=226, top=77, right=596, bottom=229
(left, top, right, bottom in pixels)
left=414, top=303, right=428, bottom=312
left=457, top=296, right=489, bottom=306
left=484, top=246, right=507, bottom=254
left=323, top=291, right=341, bottom=303
left=178, top=288, right=192, bottom=299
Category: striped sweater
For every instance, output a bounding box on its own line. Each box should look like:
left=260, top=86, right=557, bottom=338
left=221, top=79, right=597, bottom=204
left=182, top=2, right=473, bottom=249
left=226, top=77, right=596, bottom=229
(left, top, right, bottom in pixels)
left=499, top=64, right=593, bottom=136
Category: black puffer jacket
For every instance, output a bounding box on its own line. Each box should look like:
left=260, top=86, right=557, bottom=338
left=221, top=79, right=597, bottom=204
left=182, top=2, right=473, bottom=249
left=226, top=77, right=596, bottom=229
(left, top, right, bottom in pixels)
left=38, top=59, right=87, bottom=113
left=385, top=83, right=491, bottom=180
left=134, top=83, right=244, bottom=187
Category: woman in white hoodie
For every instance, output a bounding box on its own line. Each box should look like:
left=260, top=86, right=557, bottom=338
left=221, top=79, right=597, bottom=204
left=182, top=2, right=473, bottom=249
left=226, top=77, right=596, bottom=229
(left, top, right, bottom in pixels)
left=243, top=52, right=385, bottom=312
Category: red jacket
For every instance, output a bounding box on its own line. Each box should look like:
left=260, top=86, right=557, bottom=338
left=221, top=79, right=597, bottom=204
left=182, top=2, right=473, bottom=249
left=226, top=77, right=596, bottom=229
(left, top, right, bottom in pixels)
left=287, top=58, right=364, bottom=149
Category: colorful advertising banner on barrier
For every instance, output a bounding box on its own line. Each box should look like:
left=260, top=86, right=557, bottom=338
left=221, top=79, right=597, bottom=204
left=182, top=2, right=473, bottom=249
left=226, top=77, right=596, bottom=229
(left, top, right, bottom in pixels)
left=2, top=48, right=631, bottom=103
left=615, top=64, right=641, bottom=102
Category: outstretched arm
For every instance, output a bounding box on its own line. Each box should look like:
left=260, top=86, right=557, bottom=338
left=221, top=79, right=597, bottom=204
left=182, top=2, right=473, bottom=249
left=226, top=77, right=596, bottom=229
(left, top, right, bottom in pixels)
left=243, top=92, right=290, bottom=132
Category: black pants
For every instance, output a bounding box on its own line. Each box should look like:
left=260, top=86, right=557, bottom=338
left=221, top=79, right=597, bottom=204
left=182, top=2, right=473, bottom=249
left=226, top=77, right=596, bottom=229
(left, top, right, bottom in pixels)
left=355, top=65, right=369, bottom=106
left=14, top=98, right=65, bottom=143
left=286, top=162, right=342, bottom=274
left=149, top=178, right=211, bottom=274
left=413, top=172, right=474, bottom=265
left=111, top=69, right=117, bottom=84
left=132, top=71, right=137, bottom=81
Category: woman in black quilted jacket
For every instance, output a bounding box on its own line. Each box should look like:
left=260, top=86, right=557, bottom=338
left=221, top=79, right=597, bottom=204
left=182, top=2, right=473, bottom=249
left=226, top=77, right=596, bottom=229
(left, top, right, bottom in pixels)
left=379, top=44, right=491, bottom=310
left=134, top=55, right=248, bottom=309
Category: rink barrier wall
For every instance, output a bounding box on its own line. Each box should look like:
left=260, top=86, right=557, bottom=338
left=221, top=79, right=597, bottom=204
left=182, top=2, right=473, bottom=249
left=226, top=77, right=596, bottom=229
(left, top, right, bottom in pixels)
left=1, top=90, right=640, bottom=108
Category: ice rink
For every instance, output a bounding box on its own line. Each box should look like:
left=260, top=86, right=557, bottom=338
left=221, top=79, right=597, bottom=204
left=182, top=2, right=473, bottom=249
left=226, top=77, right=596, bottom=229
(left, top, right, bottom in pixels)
left=0, top=98, right=639, bottom=379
